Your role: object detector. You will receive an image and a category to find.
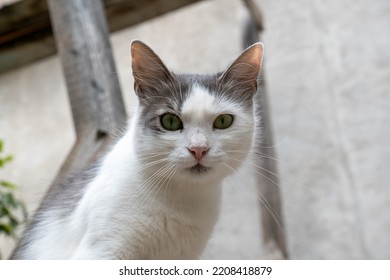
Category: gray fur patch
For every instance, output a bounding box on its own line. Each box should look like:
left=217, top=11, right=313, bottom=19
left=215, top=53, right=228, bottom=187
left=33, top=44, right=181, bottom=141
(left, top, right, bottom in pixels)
left=138, top=72, right=257, bottom=134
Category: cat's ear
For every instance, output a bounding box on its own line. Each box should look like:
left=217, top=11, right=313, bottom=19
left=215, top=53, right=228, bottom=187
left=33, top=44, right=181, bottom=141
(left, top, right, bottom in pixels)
left=218, top=43, right=264, bottom=94
left=131, top=40, right=174, bottom=98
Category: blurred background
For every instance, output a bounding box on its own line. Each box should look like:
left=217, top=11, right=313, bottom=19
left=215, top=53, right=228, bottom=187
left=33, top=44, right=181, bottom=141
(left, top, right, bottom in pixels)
left=0, top=0, right=389, bottom=259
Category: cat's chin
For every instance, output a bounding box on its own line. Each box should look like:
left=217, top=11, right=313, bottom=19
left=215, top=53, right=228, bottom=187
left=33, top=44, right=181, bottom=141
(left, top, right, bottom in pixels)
left=187, top=163, right=211, bottom=175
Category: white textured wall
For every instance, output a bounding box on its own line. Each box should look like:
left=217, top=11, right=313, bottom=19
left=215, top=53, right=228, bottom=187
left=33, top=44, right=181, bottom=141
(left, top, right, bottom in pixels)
left=258, top=0, right=390, bottom=258
left=0, top=0, right=389, bottom=259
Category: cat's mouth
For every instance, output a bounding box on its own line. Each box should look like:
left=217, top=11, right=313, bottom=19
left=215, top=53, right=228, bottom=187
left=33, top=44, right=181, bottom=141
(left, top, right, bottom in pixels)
left=188, top=163, right=210, bottom=174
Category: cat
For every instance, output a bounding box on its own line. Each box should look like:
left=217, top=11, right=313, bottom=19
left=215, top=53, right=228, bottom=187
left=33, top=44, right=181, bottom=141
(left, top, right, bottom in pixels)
left=11, top=40, right=263, bottom=259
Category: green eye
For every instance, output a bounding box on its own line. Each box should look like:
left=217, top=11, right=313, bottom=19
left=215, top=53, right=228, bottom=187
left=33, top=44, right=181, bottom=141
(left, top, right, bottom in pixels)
left=161, top=113, right=183, bottom=131
left=213, top=114, right=233, bottom=129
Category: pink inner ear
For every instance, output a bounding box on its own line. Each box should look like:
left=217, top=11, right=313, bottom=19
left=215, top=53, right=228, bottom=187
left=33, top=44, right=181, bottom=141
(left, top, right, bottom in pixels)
left=235, top=43, right=263, bottom=76
left=245, top=43, right=263, bottom=69
left=219, top=42, right=263, bottom=83
left=131, top=40, right=174, bottom=96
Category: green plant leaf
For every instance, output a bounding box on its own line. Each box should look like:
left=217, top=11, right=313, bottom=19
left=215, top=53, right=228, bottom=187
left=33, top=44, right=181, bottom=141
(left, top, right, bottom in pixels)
left=0, top=180, right=16, bottom=190
left=0, top=139, right=27, bottom=259
left=0, top=155, right=13, bottom=168
left=0, top=223, right=13, bottom=236
left=1, top=193, right=13, bottom=206
left=4, top=155, right=13, bottom=163
left=0, top=206, right=10, bottom=217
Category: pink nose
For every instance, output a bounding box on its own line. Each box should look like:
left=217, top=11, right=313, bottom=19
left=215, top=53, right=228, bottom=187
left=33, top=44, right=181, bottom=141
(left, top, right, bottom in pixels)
left=188, top=146, right=209, bottom=161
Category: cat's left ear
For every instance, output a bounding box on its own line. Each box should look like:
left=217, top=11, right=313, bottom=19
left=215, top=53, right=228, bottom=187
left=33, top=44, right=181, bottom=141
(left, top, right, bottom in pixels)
left=218, top=43, right=264, bottom=94
left=131, top=40, right=174, bottom=99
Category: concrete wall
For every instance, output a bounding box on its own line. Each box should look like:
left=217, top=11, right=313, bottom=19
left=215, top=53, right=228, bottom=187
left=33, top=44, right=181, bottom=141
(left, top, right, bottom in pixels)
left=260, top=0, right=390, bottom=259
left=0, top=0, right=389, bottom=259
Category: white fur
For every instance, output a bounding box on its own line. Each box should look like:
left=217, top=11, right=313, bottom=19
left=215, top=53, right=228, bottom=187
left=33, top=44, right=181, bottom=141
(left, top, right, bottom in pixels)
left=20, top=85, right=256, bottom=259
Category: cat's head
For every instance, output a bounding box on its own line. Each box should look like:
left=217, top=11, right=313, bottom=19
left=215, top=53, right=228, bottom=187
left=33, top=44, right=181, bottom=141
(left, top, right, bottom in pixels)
left=130, top=40, right=263, bottom=183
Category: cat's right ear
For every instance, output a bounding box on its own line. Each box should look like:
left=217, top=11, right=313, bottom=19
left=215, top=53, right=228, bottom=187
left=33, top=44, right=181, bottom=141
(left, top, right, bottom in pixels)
left=218, top=43, right=264, bottom=96
left=131, top=40, right=174, bottom=98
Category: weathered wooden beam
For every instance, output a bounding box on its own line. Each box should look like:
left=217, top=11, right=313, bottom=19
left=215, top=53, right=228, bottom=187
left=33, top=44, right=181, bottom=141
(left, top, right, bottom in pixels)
left=11, top=0, right=128, bottom=256
left=0, top=0, right=203, bottom=74
left=243, top=0, right=289, bottom=259
left=0, top=0, right=53, bottom=73
left=46, top=0, right=127, bottom=180
left=242, top=0, right=264, bottom=32
left=255, top=80, right=289, bottom=259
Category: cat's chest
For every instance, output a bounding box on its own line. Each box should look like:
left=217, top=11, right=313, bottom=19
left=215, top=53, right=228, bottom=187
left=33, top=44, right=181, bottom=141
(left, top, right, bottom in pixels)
left=119, top=213, right=212, bottom=259
left=79, top=174, right=221, bottom=259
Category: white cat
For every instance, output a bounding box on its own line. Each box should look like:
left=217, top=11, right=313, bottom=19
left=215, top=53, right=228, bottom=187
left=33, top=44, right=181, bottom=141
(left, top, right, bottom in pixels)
left=11, top=40, right=263, bottom=259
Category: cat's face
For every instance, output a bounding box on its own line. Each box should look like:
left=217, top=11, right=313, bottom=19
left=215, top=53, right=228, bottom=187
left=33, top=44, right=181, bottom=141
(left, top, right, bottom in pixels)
left=131, top=41, right=263, bottom=183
